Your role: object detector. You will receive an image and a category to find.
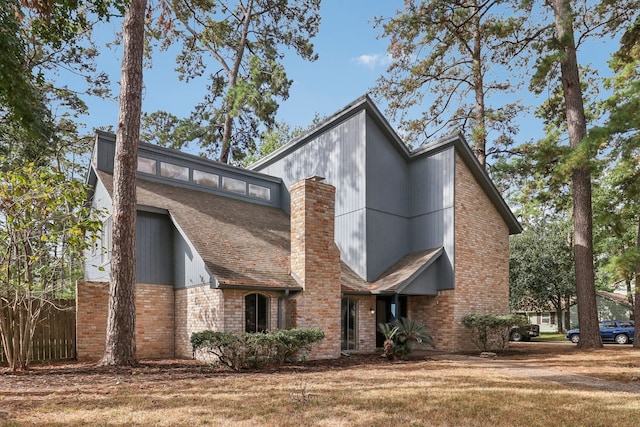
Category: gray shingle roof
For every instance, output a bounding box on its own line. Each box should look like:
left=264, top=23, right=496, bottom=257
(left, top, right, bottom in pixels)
left=98, top=171, right=300, bottom=290
left=97, top=170, right=442, bottom=295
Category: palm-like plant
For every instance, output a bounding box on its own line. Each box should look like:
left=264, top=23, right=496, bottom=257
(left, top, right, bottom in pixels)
left=379, top=317, right=434, bottom=360
left=377, top=322, right=399, bottom=359
left=393, top=317, right=435, bottom=358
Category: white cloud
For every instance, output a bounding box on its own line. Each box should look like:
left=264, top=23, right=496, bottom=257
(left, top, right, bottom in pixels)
left=354, top=53, right=391, bottom=70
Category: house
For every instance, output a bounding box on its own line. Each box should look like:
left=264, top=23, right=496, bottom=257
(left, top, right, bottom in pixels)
left=516, top=291, right=634, bottom=333
left=78, top=95, right=521, bottom=360
left=569, top=291, right=633, bottom=328
left=515, top=299, right=567, bottom=333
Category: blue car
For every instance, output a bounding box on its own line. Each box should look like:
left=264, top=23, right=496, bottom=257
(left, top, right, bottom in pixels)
left=566, top=320, right=635, bottom=344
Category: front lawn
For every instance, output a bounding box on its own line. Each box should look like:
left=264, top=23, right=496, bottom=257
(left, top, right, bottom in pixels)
left=1, top=343, right=639, bottom=426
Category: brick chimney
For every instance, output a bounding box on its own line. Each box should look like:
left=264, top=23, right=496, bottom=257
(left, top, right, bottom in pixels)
left=290, top=176, right=341, bottom=359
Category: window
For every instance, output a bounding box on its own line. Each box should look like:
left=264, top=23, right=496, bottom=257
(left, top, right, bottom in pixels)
left=193, top=170, right=219, bottom=188
left=160, top=162, right=189, bottom=181
left=245, top=293, right=268, bottom=333
left=541, top=313, right=550, bottom=324
left=138, top=157, right=156, bottom=175
left=341, top=298, right=357, bottom=350
left=100, top=217, right=112, bottom=264
left=222, top=176, right=246, bottom=195
left=248, top=184, right=271, bottom=201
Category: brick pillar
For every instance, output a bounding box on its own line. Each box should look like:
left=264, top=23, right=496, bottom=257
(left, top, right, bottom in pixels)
left=290, top=177, right=341, bottom=359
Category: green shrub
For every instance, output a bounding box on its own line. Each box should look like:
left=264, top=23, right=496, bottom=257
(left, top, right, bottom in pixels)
left=462, top=313, right=527, bottom=351
left=190, top=328, right=325, bottom=370
left=378, top=317, right=434, bottom=359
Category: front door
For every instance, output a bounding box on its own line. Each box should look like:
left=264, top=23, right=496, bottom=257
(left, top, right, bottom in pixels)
left=375, top=295, right=407, bottom=347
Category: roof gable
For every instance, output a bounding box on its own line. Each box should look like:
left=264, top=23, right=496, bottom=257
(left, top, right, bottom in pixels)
left=250, top=95, right=521, bottom=235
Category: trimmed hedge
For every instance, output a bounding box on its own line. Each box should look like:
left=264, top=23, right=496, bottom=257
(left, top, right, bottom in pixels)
left=191, top=328, right=325, bottom=370
left=462, top=313, right=529, bottom=351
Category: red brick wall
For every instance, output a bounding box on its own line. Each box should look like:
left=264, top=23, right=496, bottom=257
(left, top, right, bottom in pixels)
left=353, top=295, right=377, bottom=353
left=445, top=153, right=510, bottom=352
left=76, top=281, right=109, bottom=361
left=174, top=285, right=224, bottom=358
left=137, top=284, right=175, bottom=358
left=408, top=295, right=440, bottom=348
left=290, top=178, right=342, bottom=359
left=76, top=281, right=174, bottom=361
left=174, top=286, right=283, bottom=359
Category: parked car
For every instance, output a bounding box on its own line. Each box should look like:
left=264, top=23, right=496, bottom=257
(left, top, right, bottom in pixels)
left=509, top=324, right=540, bottom=342
left=565, top=320, right=635, bottom=344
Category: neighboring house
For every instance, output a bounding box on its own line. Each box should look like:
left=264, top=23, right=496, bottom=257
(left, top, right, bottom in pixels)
left=78, top=95, right=521, bottom=361
left=516, top=291, right=634, bottom=333
left=569, top=291, right=633, bottom=329
left=515, top=297, right=568, bottom=333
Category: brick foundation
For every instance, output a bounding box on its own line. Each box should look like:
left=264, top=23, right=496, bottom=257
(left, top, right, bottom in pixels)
left=76, top=281, right=174, bottom=361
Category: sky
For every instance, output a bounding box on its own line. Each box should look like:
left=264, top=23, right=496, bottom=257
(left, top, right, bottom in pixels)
left=79, top=0, right=620, bottom=152
left=84, top=0, right=404, bottom=136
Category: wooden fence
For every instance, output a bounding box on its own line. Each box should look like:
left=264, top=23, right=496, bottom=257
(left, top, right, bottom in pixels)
left=0, top=300, right=76, bottom=364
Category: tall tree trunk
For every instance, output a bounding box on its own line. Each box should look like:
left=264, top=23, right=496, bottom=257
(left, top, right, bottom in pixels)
left=471, top=4, right=487, bottom=168
left=625, top=277, right=634, bottom=318
left=564, top=296, right=571, bottom=331
left=634, top=218, right=640, bottom=347
left=218, top=1, right=253, bottom=164
left=554, top=295, right=563, bottom=333
left=552, top=0, right=601, bottom=349
left=100, top=0, right=147, bottom=366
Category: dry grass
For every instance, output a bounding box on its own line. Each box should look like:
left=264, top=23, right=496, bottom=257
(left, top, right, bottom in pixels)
left=1, top=343, right=640, bottom=426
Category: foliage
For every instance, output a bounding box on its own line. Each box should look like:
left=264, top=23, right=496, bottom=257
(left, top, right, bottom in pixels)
left=377, top=321, right=399, bottom=359
left=373, top=0, right=535, bottom=166
left=143, top=0, right=321, bottom=163
left=378, top=317, right=434, bottom=360
left=0, top=161, right=102, bottom=370
left=462, top=313, right=527, bottom=352
left=520, top=0, right=640, bottom=349
left=1, top=1, right=120, bottom=175
left=191, top=328, right=325, bottom=370
left=589, top=26, right=640, bottom=328
left=509, top=220, right=575, bottom=332
left=0, top=0, right=52, bottom=143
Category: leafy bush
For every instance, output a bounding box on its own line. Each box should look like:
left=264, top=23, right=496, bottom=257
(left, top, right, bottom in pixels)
left=462, top=313, right=527, bottom=351
left=378, top=317, right=434, bottom=359
left=191, top=328, right=325, bottom=370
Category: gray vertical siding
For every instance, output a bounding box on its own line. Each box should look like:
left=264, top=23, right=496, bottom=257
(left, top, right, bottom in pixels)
left=257, top=111, right=369, bottom=279
left=365, top=115, right=411, bottom=281
left=258, top=112, right=367, bottom=216
left=408, top=147, right=455, bottom=289
left=83, top=175, right=113, bottom=281
left=172, top=224, right=213, bottom=288
left=365, top=115, right=409, bottom=217
left=254, top=108, right=456, bottom=288
left=335, top=210, right=367, bottom=279
left=402, top=256, right=446, bottom=295
left=135, top=211, right=174, bottom=285
left=365, top=211, right=410, bottom=280
left=96, top=135, right=116, bottom=173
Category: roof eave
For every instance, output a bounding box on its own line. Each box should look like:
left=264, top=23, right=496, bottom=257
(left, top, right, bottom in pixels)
left=216, top=283, right=303, bottom=292
left=248, top=94, right=412, bottom=171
